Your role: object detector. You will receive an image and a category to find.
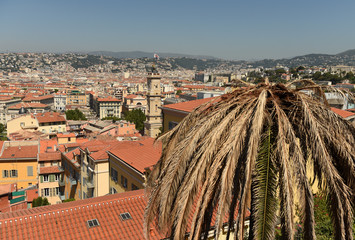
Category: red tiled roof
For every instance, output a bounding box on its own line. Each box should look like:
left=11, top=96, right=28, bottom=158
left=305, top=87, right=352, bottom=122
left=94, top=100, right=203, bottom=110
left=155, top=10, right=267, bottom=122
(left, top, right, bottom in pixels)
left=331, top=107, right=355, bottom=119
left=0, top=145, right=38, bottom=159
left=39, top=139, right=58, bottom=153
left=8, top=102, right=48, bottom=109
left=125, top=94, right=138, bottom=99
left=57, top=133, right=75, bottom=138
left=38, top=152, right=61, bottom=162
left=0, top=190, right=165, bottom=240
left=36, top=112, right=66, bottom=123
left=97, top=97, right=121, bottom=102
left=108, top=138, right=162, bottom=173
left=162, top=97, right=217, bottom=113
left=39, top=166, right=63, bottom=174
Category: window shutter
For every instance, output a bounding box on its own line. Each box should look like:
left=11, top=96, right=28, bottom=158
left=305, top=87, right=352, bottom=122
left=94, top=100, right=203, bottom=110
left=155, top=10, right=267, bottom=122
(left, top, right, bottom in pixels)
left=49, top=174, right=54, bottom=182
left=40, top=175, right=43, bottom=183
left=41, top=189, right=44, bottom=197
left=50, top=188, right=53, bottom=197
left=2, top=170, right=5, bottom=178
left=27, top=166, right=33, bottom=176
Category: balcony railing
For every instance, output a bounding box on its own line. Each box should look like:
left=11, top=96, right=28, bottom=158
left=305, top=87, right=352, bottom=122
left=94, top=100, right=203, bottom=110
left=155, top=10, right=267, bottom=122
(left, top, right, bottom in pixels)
left=86, top=180, right=94, bottom=189
left=69, top=176, right=77, bottom=186
left=59, top=179, right=65, bottom=187
left=59, top=193, right=65, bottom=201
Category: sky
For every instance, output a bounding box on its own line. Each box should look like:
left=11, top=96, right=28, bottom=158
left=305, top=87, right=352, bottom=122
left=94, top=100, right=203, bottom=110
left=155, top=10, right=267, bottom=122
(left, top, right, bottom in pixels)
left=0, top=0, right=355, bottom=60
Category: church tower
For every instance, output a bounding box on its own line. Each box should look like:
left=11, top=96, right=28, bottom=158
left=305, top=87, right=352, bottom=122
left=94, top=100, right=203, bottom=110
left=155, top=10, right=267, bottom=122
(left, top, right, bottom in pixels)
left=144, top=71, right=162, bottom=138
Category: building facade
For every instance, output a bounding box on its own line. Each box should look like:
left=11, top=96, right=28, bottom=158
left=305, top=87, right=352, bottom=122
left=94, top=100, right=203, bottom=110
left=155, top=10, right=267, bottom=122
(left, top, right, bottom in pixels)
left=144, top=72, right=162, bottom=138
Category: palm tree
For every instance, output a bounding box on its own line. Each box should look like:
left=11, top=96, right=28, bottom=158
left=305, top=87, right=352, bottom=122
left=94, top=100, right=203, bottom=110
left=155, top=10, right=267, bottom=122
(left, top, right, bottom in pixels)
left=144, top=80, right=355, bottom=240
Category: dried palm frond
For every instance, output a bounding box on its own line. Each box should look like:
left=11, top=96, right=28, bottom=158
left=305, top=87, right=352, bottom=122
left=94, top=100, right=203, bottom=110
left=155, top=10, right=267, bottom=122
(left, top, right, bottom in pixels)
left=144, top=82, right=355, bottom=240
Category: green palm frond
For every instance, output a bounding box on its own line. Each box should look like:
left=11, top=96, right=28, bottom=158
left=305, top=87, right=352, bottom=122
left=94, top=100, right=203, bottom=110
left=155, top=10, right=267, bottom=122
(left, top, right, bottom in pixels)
left=252, top=125, right=278, bottom=240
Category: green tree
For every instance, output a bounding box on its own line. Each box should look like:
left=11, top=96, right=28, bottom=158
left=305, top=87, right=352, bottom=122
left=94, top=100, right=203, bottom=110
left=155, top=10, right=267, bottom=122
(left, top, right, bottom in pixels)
left=101, top=116, right=122, bottom=122
left=63, top=198, right=75, bottom=202
left=0, top=123, right=5, bottom=134
left=65, top=109, right=87, bottom=120
left=32, top=197, right=51, bottom=208
left=124, top=109, right=146, bottom=132
left=144, top=80, right=355, bottom=240
left=176, top=90, right=182, bottom=95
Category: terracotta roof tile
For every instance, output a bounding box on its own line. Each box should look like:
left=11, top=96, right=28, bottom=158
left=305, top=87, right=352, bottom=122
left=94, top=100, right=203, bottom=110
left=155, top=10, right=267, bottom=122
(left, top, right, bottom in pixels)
left=38, top=152, right=61, bottom=162
left=0, top=190, right=165, bottom=240
left=108, top=138, right=162, bottom=173
left=331, top=107, right=355, bottom=119
left=0, top=145, right=38, bottom=159
left=162, top=97, right=217, bottom=113
left=39, top=166, right=63, bottom=174
left=36, top=112, right=66, bottom=123
left=8, top=102, right=48, bottom=109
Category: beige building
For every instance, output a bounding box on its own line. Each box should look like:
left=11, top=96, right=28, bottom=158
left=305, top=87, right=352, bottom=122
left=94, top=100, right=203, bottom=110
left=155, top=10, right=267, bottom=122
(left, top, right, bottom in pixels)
left=66, top=90, right=87, bottom=106
left=144, top=72, right=162, bottom=138
left=38, top=152, right=63, bottom=204
left=107, top=138, right=161, bottom=194
left=0, top=97, right=21, bottom=125
left=93, top=97, right=122, bottom=119
left=122, top=94, right=147, bottom=114
left=7, top=112, right=66, bottom=137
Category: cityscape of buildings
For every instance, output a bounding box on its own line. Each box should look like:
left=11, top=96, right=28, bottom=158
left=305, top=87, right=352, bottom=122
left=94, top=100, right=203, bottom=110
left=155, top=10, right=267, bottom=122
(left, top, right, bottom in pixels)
left=0, top=51, right=355, bottom=239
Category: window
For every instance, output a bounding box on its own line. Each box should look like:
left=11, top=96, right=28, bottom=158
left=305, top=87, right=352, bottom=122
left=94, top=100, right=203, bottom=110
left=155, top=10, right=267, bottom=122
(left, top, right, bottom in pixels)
left=110, top=187, right=117, bottom=194
left=10, top=170, right=18, bottom=178
left=111, top=168, right=118, bottom=182
left=131, top=184, right=139, bottom=191
left=87, top=219, right=100, bottom=228
left=27, top=166, right=33, bottom=176
left=20, top=122, right=25, bottom=127
left=28, top=183, right=32, bottom=186
left=43, top=175, right=49, bottom=182
left=40, top=162, right=45, bottom=167
left=120, top=212, right=132, bottom=221
left=55, top=174, right=59, bottom=181
left=121, top=175, right=127, bottom=189
left=44, top=188, right=50, bottom=197
left=2, top=170, right=9, bottom=178
left=56, top=187, right=60, bottom=196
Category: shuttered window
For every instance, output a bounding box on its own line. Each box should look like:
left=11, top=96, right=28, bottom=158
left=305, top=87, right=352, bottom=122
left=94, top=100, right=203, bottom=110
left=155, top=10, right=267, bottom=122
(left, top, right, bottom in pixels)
left=27, top=166, right=33, bottom=176
left=2, top=170, right=9, bottom=178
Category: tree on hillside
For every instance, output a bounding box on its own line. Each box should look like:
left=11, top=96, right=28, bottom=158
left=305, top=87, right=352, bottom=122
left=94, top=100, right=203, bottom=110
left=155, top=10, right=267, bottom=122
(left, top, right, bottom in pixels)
left=144, top=80, right=355, bottom=240
left=124, top=109, right=146, bottom=132
left=65, top=109, right=87, bottom=120
left=32, top=197, right=50, bottom=208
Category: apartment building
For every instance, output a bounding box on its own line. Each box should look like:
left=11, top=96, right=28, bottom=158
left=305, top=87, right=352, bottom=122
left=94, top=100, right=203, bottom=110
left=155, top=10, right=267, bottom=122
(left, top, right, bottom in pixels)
left=0, top=141, right=38, bottom=189
left=107, top=138, right=161, bottom=194
left=38, top=152, right=63, bottom=204
left=7, top=112, right=66, bottom=137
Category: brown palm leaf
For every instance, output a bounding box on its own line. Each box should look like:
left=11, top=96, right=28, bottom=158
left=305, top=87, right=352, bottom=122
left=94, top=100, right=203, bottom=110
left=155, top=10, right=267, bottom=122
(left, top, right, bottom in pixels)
left=144, top=81, right=355, bottom=240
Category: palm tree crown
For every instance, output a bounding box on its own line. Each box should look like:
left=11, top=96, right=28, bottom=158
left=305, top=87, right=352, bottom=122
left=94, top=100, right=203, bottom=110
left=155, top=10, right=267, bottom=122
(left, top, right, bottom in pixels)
left=144, top=81, right=355, bottom=240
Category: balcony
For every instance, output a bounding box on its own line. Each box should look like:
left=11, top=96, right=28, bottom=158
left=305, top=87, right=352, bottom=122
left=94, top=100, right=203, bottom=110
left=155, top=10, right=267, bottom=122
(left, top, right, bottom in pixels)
left=59, top=193, right=65, bottom=201
left=59, top=179, right=65, bottom=187
left=86, top=181, right=94, bottom=189
left=69, top=176, right=77, bottom=186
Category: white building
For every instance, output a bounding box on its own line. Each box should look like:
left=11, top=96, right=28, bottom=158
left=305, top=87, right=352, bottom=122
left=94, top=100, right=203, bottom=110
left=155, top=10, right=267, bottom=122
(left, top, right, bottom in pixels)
left=54, top=93, right=67, bottom=111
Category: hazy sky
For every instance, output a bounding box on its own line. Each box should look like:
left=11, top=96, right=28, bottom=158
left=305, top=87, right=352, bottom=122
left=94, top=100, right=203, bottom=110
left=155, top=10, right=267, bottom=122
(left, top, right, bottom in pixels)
left=1, top=0, right=354, bottom=60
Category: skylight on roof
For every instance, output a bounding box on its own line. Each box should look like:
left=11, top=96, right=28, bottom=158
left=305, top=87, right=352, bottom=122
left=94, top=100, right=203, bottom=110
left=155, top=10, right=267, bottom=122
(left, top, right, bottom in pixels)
left=87, top=219, right=100, bottom=228
left=120, top=212, right=132, bottom=221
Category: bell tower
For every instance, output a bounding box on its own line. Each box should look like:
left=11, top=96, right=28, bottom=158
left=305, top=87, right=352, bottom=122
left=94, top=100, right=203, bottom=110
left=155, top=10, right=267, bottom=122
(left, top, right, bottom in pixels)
left=144, top=70, right=162, bottom=138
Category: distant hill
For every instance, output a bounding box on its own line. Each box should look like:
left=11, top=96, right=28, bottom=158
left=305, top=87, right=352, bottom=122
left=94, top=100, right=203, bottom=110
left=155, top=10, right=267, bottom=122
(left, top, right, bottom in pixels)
left=250, top=49, right=355, bottom=68
left=336, top=49, right=355, bottom=56
left=87, top=51, right=217, bottom=60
